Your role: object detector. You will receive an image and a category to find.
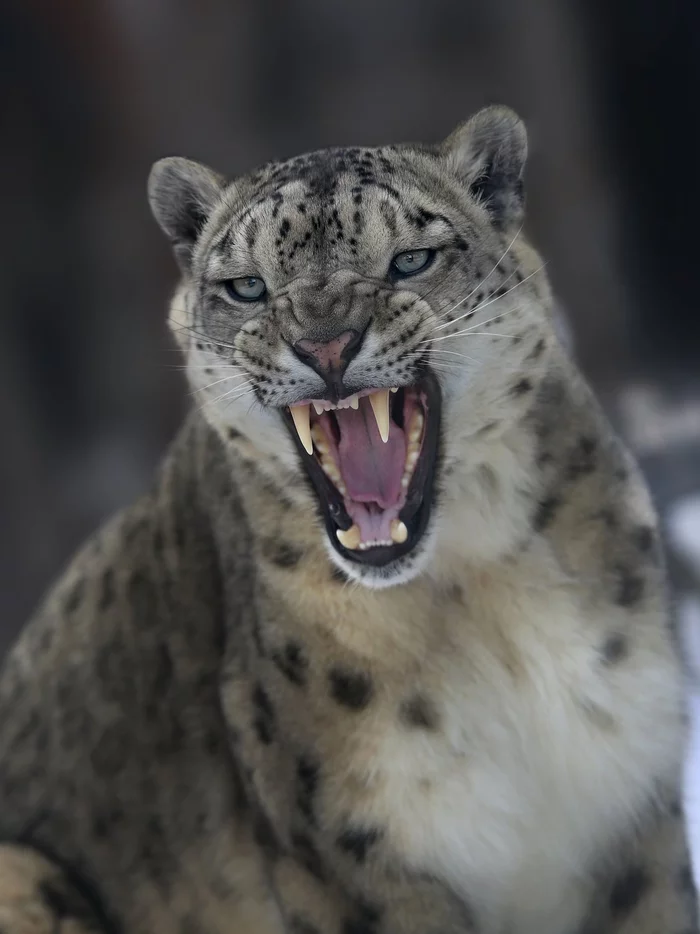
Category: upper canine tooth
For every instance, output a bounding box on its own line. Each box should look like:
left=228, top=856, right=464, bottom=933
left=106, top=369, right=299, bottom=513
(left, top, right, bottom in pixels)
left=290, top=404, right=313, bottom=455
left=369, top=389, right=390, bottom=443
left=313, top=402, right=325, bottom=416
left=390, top=387, right=399, bottom=394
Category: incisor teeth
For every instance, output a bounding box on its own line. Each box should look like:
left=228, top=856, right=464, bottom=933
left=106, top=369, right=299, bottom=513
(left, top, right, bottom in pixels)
left=369, top=389, right=390, bottom=443
left=336, top=525, right=361, bottom=550
left=390, top=520, right=408, bottom=544
left=290, top=404, right=313, bottom=455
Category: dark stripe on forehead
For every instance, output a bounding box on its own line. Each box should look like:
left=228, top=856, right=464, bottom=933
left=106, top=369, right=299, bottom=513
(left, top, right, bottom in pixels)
left=379, top=200, right=399, bottom=237
left=244, top=216, right=260, bottom=250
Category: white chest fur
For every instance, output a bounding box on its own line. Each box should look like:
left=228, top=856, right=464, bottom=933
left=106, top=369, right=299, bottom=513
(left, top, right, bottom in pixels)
left=343, top=572, right=684, bottom=934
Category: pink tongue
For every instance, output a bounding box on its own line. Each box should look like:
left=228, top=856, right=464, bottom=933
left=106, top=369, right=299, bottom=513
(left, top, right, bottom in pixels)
left=336, top=399, right=406, bottom=508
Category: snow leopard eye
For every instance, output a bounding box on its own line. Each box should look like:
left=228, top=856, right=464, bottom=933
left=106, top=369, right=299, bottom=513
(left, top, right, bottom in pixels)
left=224, top=276, right=267, bottom=302
left=390, top=249, right=434, bottom=277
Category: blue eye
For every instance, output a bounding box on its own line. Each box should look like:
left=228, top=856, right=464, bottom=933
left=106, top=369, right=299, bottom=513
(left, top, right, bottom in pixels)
left=225, top=276, right=267, bottom=302
left=391, top=249, right=434, bottom=277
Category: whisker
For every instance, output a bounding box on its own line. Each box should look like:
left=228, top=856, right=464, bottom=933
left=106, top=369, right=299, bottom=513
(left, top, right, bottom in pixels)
left=198, top=385, right=257, bottom=413
left=190, top=374, right=252, bottom=396
left=432, top=263, right=545, bottom=333
left=169, top=320, right=240, bottom=352
left=422, top=313, right=523, bottom=345
left=438, top=301, right=529, bottom=340
left=401, top=350, right=480, bottom=369
left=435, top=267, right=517, bottom=325
left=429, top=349, right=496, bottom=361
left=434, top=225, right=522, bottom=321
left=171, top=364, right=245, bottom=370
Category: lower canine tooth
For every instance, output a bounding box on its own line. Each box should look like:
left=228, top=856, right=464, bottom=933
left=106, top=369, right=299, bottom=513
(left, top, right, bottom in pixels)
left=337, top=525, right=361, bottom=550
left=390, top=519, right=408, bottom=544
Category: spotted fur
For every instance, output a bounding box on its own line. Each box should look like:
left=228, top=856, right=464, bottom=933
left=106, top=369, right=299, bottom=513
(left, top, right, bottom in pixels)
left=0, top=107, right=695, bottom=933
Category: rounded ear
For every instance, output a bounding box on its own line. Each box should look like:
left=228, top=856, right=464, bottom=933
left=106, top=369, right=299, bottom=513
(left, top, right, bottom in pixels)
left=147, top=157, right=226, bottom=271
left=442, top=106, right=527, bottom=229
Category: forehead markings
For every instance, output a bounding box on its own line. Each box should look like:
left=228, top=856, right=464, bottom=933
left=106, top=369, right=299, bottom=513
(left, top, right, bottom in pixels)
left=210, top=147, right=467, bottom=280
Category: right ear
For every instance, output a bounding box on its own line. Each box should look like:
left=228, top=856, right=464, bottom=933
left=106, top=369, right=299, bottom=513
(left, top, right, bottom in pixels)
left=148, top=157, right=226, bottom=271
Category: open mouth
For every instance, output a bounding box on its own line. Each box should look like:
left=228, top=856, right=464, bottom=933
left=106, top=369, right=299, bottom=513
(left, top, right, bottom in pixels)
left=282, top=372, right=441, bottom=567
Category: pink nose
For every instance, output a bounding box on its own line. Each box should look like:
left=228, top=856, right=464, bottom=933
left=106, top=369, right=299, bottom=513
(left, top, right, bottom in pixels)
left=293, top=330, right=359, bottom=377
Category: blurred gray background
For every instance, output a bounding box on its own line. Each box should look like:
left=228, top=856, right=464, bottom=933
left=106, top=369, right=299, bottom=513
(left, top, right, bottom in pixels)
left=1, top=0, right=699, bottom=653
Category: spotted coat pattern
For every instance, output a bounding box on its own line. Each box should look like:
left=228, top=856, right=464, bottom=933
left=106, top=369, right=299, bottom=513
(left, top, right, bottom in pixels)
left=0, top=107, right=696, bottom=934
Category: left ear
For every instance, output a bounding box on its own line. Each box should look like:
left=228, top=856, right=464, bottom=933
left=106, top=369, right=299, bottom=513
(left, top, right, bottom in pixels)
left=442, top=105, right=527, bottom=229
left=148, top=157, right=226, bottom=272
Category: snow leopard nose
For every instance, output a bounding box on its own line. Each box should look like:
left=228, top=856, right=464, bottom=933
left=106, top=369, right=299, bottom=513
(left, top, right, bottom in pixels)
left=292, top=329, right=364, bottom=390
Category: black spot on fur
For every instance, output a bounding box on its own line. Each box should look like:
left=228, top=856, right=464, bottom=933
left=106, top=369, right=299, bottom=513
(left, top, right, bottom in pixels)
left=272, top=640, right=309, bottom=687
left=343, top=901, right=383, bottom=934
left=400, top=694, right=438, bottom=730
left=534, top=495, right=560, bottom=531
left=253, top=808, right=279, bottom=856
left=328, top=667, right=373, bottom=711
left=152, top=525, right=165, bottom=556
left=528, top=337, right=545, bottom=360
left=91, top=804, right=125, bottom=840
left=150, top=643, right=174, bottom=696
left=609, top=865, right=650, bottom=917
left=615, top=568, right=645, bottom=608
left=263, top=539, right=304, bottom=569
left=678, top=863, right=696, bottom=896
left=64, top=578, right=85, bottom=614
left=289, top=917, right=322, bottom=934
left=251, top=614, right=268, bottom=658
left=39, top=878, right=98, bottom=924
left=601, top=633, right=628, bottom=666
left=127, top=570, right=158, bottom=621
left=252, top=683, right=275, bottom=744
left=632, top=525, right=656, bottom=554
left=90, top=723, right=129, bottom=777
left=595, top=508, right=618, bottom=529
left=296, top=753, right=320, bottom=825
left=291, top=831, right=325, bottom=880
left=330, top=565, right=350, bottom=583
left=138, top=814, right=174, bottom=885
left=227, top=426, right=242, bottom=440
left=567, top=436, right=598, bottom=481
left=477, top=420, right=498, bottom=435
left=337, top=825, right=383, bottom=863
left=511, top=378, right=532, bottom=396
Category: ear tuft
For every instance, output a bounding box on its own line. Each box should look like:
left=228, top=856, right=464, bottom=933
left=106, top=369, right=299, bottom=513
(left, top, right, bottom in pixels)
left=147, top=157, right=225, bottom=270
left=443, top=106, right=527, bottom=228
